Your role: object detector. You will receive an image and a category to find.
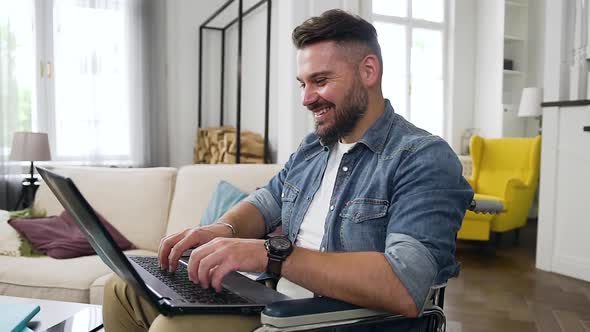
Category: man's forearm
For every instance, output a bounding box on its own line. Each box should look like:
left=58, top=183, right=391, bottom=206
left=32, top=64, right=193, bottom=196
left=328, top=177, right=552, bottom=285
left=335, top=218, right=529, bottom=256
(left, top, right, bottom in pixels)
left=282, top=248, right=419, bottom=317
left=217, top=201, right=267, bottom=239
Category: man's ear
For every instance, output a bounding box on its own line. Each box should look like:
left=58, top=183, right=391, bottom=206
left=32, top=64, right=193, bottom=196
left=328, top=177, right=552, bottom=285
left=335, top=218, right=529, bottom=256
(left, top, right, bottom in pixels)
left=358, top=54, right=380, bottom=88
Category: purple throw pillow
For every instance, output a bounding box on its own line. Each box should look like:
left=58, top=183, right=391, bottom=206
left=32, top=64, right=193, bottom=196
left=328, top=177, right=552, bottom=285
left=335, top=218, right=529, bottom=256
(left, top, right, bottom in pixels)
left=9, top=210, right=135, bottom=259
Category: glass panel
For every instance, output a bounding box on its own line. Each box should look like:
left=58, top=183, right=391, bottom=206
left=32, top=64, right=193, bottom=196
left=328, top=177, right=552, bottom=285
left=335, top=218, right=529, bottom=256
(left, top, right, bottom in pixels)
left=0, top=0, right=37, bottom=154
left=374, top=22, right=407, bottom=119
left=372, top=0, right=406, bottom=17
left=412, top=0, right=444, bottom=22
left=411, top=28, right=443, bottom=136
left=53, top=1, right=130, bottom=160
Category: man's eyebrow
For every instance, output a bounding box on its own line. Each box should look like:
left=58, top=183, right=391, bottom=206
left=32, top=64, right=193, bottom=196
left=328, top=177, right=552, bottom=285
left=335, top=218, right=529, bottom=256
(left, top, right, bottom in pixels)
left=296, top=71, right=332, bottom=82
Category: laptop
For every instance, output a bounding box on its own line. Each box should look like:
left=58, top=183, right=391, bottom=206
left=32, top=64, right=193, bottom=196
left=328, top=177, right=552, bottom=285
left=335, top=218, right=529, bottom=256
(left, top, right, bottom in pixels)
left=36, top=166, right=290, bottom=316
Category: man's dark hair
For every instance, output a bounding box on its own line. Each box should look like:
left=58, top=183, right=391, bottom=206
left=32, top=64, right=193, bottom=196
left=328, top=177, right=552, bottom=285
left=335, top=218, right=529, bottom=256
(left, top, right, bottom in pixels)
left=292, top=9, right=382, bottom=73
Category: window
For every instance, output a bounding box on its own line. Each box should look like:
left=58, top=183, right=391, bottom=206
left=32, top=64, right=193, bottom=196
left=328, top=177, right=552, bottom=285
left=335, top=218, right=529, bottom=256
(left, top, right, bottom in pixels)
left=371, top=0, right=447, bottom=137
left=0, top=0, right=37, bottom=155
left=1, top=0, right=146, bottom=165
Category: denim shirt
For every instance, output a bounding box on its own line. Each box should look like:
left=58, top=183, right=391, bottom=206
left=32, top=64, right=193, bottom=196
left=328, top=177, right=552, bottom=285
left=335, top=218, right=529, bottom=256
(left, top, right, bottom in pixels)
left=245, top=100, right=473, bottom=319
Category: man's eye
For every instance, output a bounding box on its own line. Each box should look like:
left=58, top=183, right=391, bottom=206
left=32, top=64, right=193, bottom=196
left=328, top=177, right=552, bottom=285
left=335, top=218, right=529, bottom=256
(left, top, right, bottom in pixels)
left=299, top=82, right=306, bottom=89
left=315, top=78, right=327, bottom=86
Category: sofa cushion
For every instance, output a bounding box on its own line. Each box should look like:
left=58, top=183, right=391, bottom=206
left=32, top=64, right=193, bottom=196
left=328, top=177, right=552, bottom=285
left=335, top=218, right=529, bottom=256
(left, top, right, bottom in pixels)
left=166, top=164, right=282, bottom=235
left=33, top=166, right=177, bottom=251
left=201, top=181, right=248, bottom=226
left=89, top=273, right=114, bottom=305
left=9, top=210, right=134, bottom=259
left=0, top=249, right=155, bottom=303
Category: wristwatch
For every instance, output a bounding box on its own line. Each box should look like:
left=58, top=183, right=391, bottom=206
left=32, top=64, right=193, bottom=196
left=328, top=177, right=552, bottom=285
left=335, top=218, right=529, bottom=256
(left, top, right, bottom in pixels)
left=264, top=235, right=293, bottom=278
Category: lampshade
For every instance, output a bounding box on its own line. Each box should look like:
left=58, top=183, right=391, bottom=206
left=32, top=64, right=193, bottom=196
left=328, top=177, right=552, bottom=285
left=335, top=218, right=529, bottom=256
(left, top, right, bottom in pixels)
left=9, top=132, right=52, bottom=161
left=518, top=87, right=543, bottom=117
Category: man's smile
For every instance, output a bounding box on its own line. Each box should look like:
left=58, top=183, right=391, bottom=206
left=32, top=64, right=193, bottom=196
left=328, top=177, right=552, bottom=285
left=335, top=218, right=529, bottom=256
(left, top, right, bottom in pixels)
left=313, top=106, right=334, bottom=121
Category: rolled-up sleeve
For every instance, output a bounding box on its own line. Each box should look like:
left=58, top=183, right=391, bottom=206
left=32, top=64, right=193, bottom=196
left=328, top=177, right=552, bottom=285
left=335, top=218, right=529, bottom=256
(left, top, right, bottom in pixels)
left=384, top=233, right=437, bottom=314
left=243, top=188, right=282, bottom=234
left=385, top=137, right=474, bottom=313
left=243, top=151, right=297, bottom=234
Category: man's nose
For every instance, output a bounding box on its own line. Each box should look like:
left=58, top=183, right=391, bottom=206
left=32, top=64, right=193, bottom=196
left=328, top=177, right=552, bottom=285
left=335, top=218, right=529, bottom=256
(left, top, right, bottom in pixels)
left=301, top=86, right=318, bottom=107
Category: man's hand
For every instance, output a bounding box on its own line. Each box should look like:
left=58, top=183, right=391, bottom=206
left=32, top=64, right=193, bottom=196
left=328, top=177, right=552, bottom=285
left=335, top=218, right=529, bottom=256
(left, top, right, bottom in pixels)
left=187, top=238, right=267, bottom=292
left=158, top=223, right=233, bottom=273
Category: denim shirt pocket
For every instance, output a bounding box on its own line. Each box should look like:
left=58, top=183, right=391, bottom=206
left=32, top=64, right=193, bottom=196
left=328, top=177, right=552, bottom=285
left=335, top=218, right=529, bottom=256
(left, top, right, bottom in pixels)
left=280, top=181, right=300, bottom=234
left=339, top=198, right=389, bottom=250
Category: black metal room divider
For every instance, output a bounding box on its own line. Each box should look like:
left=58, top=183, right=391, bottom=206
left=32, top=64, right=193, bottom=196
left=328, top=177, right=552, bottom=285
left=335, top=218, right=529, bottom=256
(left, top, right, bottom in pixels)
left=198, top=0, right=272, bottom=163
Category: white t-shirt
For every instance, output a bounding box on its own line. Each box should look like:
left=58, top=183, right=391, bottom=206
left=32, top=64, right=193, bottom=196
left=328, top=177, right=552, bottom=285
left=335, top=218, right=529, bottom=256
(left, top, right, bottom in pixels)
left=277, top=141, right=356, bottom=298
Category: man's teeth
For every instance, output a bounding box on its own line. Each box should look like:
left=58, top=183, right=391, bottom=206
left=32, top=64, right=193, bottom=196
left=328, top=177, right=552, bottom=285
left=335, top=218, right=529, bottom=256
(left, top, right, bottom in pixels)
left=315, top=107, right=332, bottom=117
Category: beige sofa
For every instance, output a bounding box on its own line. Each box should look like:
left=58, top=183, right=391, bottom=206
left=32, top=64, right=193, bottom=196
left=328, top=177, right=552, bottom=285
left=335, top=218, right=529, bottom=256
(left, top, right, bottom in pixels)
left=0, top=164, right=282, bottom=304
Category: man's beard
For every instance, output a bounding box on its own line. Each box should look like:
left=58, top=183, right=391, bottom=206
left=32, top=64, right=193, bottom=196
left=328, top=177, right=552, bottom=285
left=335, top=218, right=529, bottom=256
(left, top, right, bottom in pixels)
left=314, top=79, right=368, bottom=146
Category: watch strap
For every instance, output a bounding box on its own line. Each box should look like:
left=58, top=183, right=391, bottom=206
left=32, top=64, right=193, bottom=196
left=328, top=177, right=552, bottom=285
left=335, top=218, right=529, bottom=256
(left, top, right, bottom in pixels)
left=267, top=256, right=283, bottom=277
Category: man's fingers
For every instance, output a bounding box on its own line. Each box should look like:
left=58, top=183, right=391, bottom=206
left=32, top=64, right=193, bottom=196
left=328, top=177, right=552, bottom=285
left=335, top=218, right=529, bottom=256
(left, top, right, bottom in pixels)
left=167, top=230, right=205, bottom=272
left=185, top=238, right=261, bottom=291
left=197, top=252, right=226, bottom=289
left=158, top=231, right=187, bottom=270
left=187, top=239, right=221, bottom=282
left=210, top=260, right=239, bottom=292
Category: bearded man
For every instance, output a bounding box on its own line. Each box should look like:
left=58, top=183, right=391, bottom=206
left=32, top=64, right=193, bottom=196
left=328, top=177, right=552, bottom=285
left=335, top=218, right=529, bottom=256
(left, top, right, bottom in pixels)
left=103, top=9, right=473, bottom=332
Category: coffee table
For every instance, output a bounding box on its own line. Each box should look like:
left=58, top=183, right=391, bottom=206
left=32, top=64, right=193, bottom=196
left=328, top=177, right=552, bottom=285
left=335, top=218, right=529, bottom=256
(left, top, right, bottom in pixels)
left=0, top=295, right=103, bottom=331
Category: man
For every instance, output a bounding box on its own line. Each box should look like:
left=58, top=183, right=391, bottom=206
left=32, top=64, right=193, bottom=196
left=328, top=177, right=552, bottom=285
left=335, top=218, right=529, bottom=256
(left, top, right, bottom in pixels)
left=104, top=9, right=473, bottom=332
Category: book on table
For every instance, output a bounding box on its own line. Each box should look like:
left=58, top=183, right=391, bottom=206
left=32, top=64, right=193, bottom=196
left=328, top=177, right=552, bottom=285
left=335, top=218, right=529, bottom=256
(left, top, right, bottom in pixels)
left=0, top=303, right=40, bottom=332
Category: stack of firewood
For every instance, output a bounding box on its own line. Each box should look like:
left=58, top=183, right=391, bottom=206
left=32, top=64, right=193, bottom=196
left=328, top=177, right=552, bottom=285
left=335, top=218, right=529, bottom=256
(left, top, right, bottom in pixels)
left=193, top=127, right=265, bottom=164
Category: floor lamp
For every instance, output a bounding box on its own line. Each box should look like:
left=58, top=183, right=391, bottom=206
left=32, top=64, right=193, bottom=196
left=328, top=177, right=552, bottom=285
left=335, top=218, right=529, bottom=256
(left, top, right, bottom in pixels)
left=518, top=87, right=543, bottom=134
left=9, top=132, right=52, bottom=209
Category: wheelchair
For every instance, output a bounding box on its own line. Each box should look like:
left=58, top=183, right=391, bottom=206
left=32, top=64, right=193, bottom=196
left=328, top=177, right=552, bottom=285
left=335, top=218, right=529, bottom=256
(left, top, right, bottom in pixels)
left=253, top=198, right=503, bottom=332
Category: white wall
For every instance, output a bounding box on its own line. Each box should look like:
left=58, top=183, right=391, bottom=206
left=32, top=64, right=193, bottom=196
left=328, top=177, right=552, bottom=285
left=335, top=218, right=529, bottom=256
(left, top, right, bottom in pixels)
left=524, top=0, right=546, bottom=137
left=145, top=0, right=169, bottom=166
left=165, top=1, right=227, bottom=167
left=473, top=1, right=505, bottom=138
left=447, top=0, right=476, bottom=153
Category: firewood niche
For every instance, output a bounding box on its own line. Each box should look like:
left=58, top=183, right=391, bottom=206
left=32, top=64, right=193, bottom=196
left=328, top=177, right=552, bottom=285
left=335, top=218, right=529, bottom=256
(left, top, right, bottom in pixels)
left=194, top=127, right=264, bottom=164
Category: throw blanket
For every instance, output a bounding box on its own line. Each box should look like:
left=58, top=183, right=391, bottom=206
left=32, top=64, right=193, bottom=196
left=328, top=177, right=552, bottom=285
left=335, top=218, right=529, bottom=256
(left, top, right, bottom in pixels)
left=0, top=210, right=22, bottom=256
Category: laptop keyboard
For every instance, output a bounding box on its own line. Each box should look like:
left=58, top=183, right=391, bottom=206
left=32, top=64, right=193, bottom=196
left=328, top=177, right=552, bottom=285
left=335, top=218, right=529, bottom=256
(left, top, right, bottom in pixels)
left=130, top=256, right=250, bottom=305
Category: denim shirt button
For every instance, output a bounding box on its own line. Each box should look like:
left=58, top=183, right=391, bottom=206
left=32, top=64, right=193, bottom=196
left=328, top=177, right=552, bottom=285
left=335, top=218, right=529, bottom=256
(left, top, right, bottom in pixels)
left=281, top=193, right=284, bottom=198
left=342, top=166, right=349, bottom=172
left=320, top=246, right=325, bottom=252
left=329, top=205, right=334, bottom=211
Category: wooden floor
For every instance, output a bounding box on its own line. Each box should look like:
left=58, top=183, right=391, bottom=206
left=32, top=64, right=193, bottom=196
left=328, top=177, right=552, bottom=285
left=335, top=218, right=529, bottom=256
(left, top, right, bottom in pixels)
left=446, top=221, right=590, bottom=332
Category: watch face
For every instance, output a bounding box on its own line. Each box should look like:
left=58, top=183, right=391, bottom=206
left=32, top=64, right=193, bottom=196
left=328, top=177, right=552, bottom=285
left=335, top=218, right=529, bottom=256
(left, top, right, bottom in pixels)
left=270, top=236, right=291, bottom=250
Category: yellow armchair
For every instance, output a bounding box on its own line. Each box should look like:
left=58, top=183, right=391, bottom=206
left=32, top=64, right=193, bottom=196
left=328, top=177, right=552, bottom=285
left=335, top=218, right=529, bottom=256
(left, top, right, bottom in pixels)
left=457, top=135, right=541, bottom=241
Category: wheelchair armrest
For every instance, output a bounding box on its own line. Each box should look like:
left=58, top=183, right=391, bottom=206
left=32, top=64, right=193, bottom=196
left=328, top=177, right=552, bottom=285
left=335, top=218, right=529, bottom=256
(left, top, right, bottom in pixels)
left=260, top=297, right=390, bottom=329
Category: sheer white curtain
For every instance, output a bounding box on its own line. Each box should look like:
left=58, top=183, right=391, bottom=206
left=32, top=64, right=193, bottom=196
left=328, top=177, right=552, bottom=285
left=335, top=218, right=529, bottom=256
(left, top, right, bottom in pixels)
left=0, top=0, right=36, bottom=209
left=51, top=0, right=148, bottom=166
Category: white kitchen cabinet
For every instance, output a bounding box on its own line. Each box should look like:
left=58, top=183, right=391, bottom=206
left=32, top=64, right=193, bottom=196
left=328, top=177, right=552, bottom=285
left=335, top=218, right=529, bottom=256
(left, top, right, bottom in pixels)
left=537, top=102, right=590, bottom=282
